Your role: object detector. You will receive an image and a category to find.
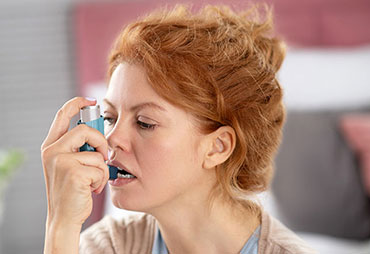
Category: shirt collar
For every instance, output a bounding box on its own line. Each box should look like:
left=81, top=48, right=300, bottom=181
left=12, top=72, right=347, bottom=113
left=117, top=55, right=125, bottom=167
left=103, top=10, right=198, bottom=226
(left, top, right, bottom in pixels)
left=151, top=225, right=261, bottom=254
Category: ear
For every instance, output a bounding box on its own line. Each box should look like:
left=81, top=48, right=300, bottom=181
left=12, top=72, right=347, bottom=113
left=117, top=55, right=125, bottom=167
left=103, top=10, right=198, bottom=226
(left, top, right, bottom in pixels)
left=202, top=126, right=236, bottom=170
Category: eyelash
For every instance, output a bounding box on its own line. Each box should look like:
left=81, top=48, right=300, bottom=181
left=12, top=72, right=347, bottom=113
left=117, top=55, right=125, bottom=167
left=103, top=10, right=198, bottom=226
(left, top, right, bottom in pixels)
left=103, top=117, right=156, bottom=130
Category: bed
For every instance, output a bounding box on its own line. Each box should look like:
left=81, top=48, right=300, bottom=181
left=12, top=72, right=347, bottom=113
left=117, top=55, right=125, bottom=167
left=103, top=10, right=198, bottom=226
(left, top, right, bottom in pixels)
left=73, top=0, right=370, bottom=253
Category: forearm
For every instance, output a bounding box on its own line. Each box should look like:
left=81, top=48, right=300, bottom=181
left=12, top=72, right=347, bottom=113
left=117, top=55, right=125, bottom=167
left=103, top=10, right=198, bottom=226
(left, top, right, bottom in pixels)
left=44, top=218, right=82, bottom=254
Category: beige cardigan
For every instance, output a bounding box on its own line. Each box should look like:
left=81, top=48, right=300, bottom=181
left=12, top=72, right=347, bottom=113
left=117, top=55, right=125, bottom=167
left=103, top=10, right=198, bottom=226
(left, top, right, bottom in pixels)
left=80, top=211, right=316, bottom=254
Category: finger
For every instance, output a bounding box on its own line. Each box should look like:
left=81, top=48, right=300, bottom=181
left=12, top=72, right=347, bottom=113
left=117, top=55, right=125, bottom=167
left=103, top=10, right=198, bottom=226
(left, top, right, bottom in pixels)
left=72, top=152, right=110, bottom=190
left=53, top=122, right=108, bottom=161
left=69, top=151, right=109, bottom=194
left=77, top=164, right=105, bottom=192
left=93, top=176, right=108, bottom=194
left=54, top=153, right=107, bottom=192
left=42, top=97, right=97, bottom=150
left=71, top=151, right=108, bottom=174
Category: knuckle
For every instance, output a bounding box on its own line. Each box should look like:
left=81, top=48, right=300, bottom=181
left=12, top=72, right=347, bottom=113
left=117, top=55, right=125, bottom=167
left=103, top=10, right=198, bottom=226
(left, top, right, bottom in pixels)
left=93, top=152, right=104, bottom=161
left=54, top=153, right=66, bottom=166
left=40, top=141, right=47, bottom=153
left=56, top=107, right=66, bottom=118
left=58, top=97, right=81, bottom=119
left=65, top=97, right=79, bottom=107
left=73, top=96, right=83, bottom=102
left=70, top=166, right=83, bottom=178
left=41, top=146, right=53, bottom=161
left=77, top=124, right=90, bottom=132
left=68, top=170, right=82, bottom=185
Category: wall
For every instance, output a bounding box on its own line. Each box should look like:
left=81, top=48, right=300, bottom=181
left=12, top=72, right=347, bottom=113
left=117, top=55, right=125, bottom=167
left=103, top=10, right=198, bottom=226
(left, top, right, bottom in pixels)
left=0, top=0, right=76, bottom=253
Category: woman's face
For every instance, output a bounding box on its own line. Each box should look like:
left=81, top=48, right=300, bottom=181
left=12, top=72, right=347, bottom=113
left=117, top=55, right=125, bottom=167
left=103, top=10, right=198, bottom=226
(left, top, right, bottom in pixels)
left=104, top=62, right=213, bottom=213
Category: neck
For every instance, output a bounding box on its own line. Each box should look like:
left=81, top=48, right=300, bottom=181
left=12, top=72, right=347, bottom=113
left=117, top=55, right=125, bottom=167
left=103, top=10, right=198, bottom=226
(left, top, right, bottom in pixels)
left=149, top=194, right=261, bottom=254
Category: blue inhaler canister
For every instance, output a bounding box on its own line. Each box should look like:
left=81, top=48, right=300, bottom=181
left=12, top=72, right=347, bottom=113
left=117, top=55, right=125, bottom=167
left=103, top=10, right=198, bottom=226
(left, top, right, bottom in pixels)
left=77, top=105, right=118, bottom=180
left=78, top=105, right=104, bottom=151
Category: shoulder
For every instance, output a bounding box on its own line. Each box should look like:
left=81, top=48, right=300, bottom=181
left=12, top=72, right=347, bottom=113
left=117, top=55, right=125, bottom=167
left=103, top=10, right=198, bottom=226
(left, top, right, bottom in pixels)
left=79, top=213, right=157, bottom=254
left=258, top=211, right=318, bottom=254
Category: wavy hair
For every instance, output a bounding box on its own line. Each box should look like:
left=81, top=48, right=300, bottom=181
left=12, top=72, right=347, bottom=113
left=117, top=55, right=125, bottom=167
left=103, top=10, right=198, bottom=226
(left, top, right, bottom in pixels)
left=107, top=4, right=286, bottom=209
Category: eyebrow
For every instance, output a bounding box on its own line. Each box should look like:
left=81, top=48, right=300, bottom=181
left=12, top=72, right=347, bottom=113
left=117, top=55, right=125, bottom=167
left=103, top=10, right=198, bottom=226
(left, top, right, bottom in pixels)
left=103, top=98, right=167, bottom=113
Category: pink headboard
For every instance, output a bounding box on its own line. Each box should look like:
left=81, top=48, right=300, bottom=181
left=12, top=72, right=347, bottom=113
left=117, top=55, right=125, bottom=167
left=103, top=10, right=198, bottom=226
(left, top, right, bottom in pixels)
left=74, top=0, right=370, bottom=227
left=74, top=0, right=370, bottom=95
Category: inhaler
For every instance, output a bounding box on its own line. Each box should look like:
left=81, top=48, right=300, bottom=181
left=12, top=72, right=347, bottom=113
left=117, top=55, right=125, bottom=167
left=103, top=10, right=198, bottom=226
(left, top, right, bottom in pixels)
left=77, top=105, right=118, bottom=180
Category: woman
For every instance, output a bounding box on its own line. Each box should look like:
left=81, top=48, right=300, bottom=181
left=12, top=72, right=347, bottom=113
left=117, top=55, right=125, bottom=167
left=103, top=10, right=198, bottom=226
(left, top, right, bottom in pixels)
left=41, top=4, right=315, bottom=254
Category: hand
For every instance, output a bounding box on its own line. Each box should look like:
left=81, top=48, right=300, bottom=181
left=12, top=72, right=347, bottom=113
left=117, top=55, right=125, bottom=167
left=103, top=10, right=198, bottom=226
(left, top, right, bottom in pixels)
left=41, top=97, right=109, bottom=228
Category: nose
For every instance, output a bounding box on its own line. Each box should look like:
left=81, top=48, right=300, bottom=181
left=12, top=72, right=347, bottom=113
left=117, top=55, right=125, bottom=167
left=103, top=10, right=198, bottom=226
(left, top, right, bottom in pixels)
left=105, top=120, right=131, bottom=158
left=107, top=149, right=116, bottom=161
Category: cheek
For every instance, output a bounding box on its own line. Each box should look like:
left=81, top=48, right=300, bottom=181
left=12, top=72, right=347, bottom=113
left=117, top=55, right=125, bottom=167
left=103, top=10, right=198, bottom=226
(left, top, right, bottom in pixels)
left=137, top=132, right=201, bottom=182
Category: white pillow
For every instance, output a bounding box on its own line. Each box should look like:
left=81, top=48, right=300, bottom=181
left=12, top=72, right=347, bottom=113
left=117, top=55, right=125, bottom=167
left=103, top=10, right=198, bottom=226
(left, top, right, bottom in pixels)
left=278, top=46, right=370, bottom=110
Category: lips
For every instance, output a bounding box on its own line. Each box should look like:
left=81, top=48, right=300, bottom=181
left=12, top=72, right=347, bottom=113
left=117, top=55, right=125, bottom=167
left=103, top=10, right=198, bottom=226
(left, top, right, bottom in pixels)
left=108, top=160, right=136, bottom=177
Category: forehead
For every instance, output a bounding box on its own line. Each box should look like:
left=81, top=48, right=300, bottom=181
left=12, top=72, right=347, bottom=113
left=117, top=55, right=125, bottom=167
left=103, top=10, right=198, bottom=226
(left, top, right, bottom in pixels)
left=105, top=63, right=182, bottom=113
left=106, top=63, right=159, bottom=100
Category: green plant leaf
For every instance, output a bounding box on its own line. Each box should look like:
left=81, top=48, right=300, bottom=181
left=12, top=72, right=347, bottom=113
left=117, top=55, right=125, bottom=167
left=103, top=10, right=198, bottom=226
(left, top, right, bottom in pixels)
left=0, top=149, right=25, bottom=178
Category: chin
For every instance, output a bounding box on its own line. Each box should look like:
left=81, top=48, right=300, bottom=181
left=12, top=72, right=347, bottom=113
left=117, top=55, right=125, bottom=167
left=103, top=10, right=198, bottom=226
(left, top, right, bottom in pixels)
left=109, top=187, right=175, bottom=215
left=109, top=188, right=152, bottom=213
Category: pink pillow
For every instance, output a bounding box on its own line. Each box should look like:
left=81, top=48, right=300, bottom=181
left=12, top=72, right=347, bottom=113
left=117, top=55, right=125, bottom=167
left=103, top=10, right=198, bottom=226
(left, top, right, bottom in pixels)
left=340, top=115, right=370, bottom=196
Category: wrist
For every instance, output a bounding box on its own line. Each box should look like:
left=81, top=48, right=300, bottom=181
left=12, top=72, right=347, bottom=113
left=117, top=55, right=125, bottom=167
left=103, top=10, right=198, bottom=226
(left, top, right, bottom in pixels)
left=44, top=217, right=82, bottom=254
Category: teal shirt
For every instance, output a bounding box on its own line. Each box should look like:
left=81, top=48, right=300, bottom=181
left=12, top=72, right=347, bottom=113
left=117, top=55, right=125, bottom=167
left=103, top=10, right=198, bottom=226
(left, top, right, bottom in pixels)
left=152, top=226, right=260, bottom=254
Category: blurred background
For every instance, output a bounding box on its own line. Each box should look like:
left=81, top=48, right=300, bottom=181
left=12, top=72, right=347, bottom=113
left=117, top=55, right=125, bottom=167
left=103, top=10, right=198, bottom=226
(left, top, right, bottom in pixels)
left=0, top=0, right=369, bottom=253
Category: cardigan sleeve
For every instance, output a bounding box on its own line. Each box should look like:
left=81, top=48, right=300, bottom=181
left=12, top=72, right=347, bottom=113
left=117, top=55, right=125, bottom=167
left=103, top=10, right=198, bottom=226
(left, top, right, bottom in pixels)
left=79, top=213, right=157, bottom=254
left=80, top=216, right=116, bottom=254
left=258, top=211, right=318, bottom=254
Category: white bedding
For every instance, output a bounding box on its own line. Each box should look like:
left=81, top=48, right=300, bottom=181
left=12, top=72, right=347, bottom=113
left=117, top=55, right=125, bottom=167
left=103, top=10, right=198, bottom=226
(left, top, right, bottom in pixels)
left=279, top=46, right=370, bottom=110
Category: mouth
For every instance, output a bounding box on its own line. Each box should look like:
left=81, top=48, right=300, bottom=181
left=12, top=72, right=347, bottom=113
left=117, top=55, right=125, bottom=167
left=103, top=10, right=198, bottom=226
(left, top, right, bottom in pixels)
left=107, top=161, right=137, bottom=180
left=116, top=167, right=136, bottom=179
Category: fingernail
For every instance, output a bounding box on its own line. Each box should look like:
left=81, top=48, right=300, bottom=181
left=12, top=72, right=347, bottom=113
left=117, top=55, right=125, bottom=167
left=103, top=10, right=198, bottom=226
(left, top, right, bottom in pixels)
left=85, top=97, right=96, bottom=102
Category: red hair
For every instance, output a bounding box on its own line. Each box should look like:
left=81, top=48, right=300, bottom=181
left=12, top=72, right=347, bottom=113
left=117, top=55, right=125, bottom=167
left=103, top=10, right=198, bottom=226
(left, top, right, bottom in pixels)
left=108, top=4, right=286, bottom=208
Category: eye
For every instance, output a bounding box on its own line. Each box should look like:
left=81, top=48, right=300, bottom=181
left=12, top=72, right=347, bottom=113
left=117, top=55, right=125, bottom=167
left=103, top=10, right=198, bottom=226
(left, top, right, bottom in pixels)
left=104, top=117, right=116, bottom=126
left=137, top=120, right=156, bottom=130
